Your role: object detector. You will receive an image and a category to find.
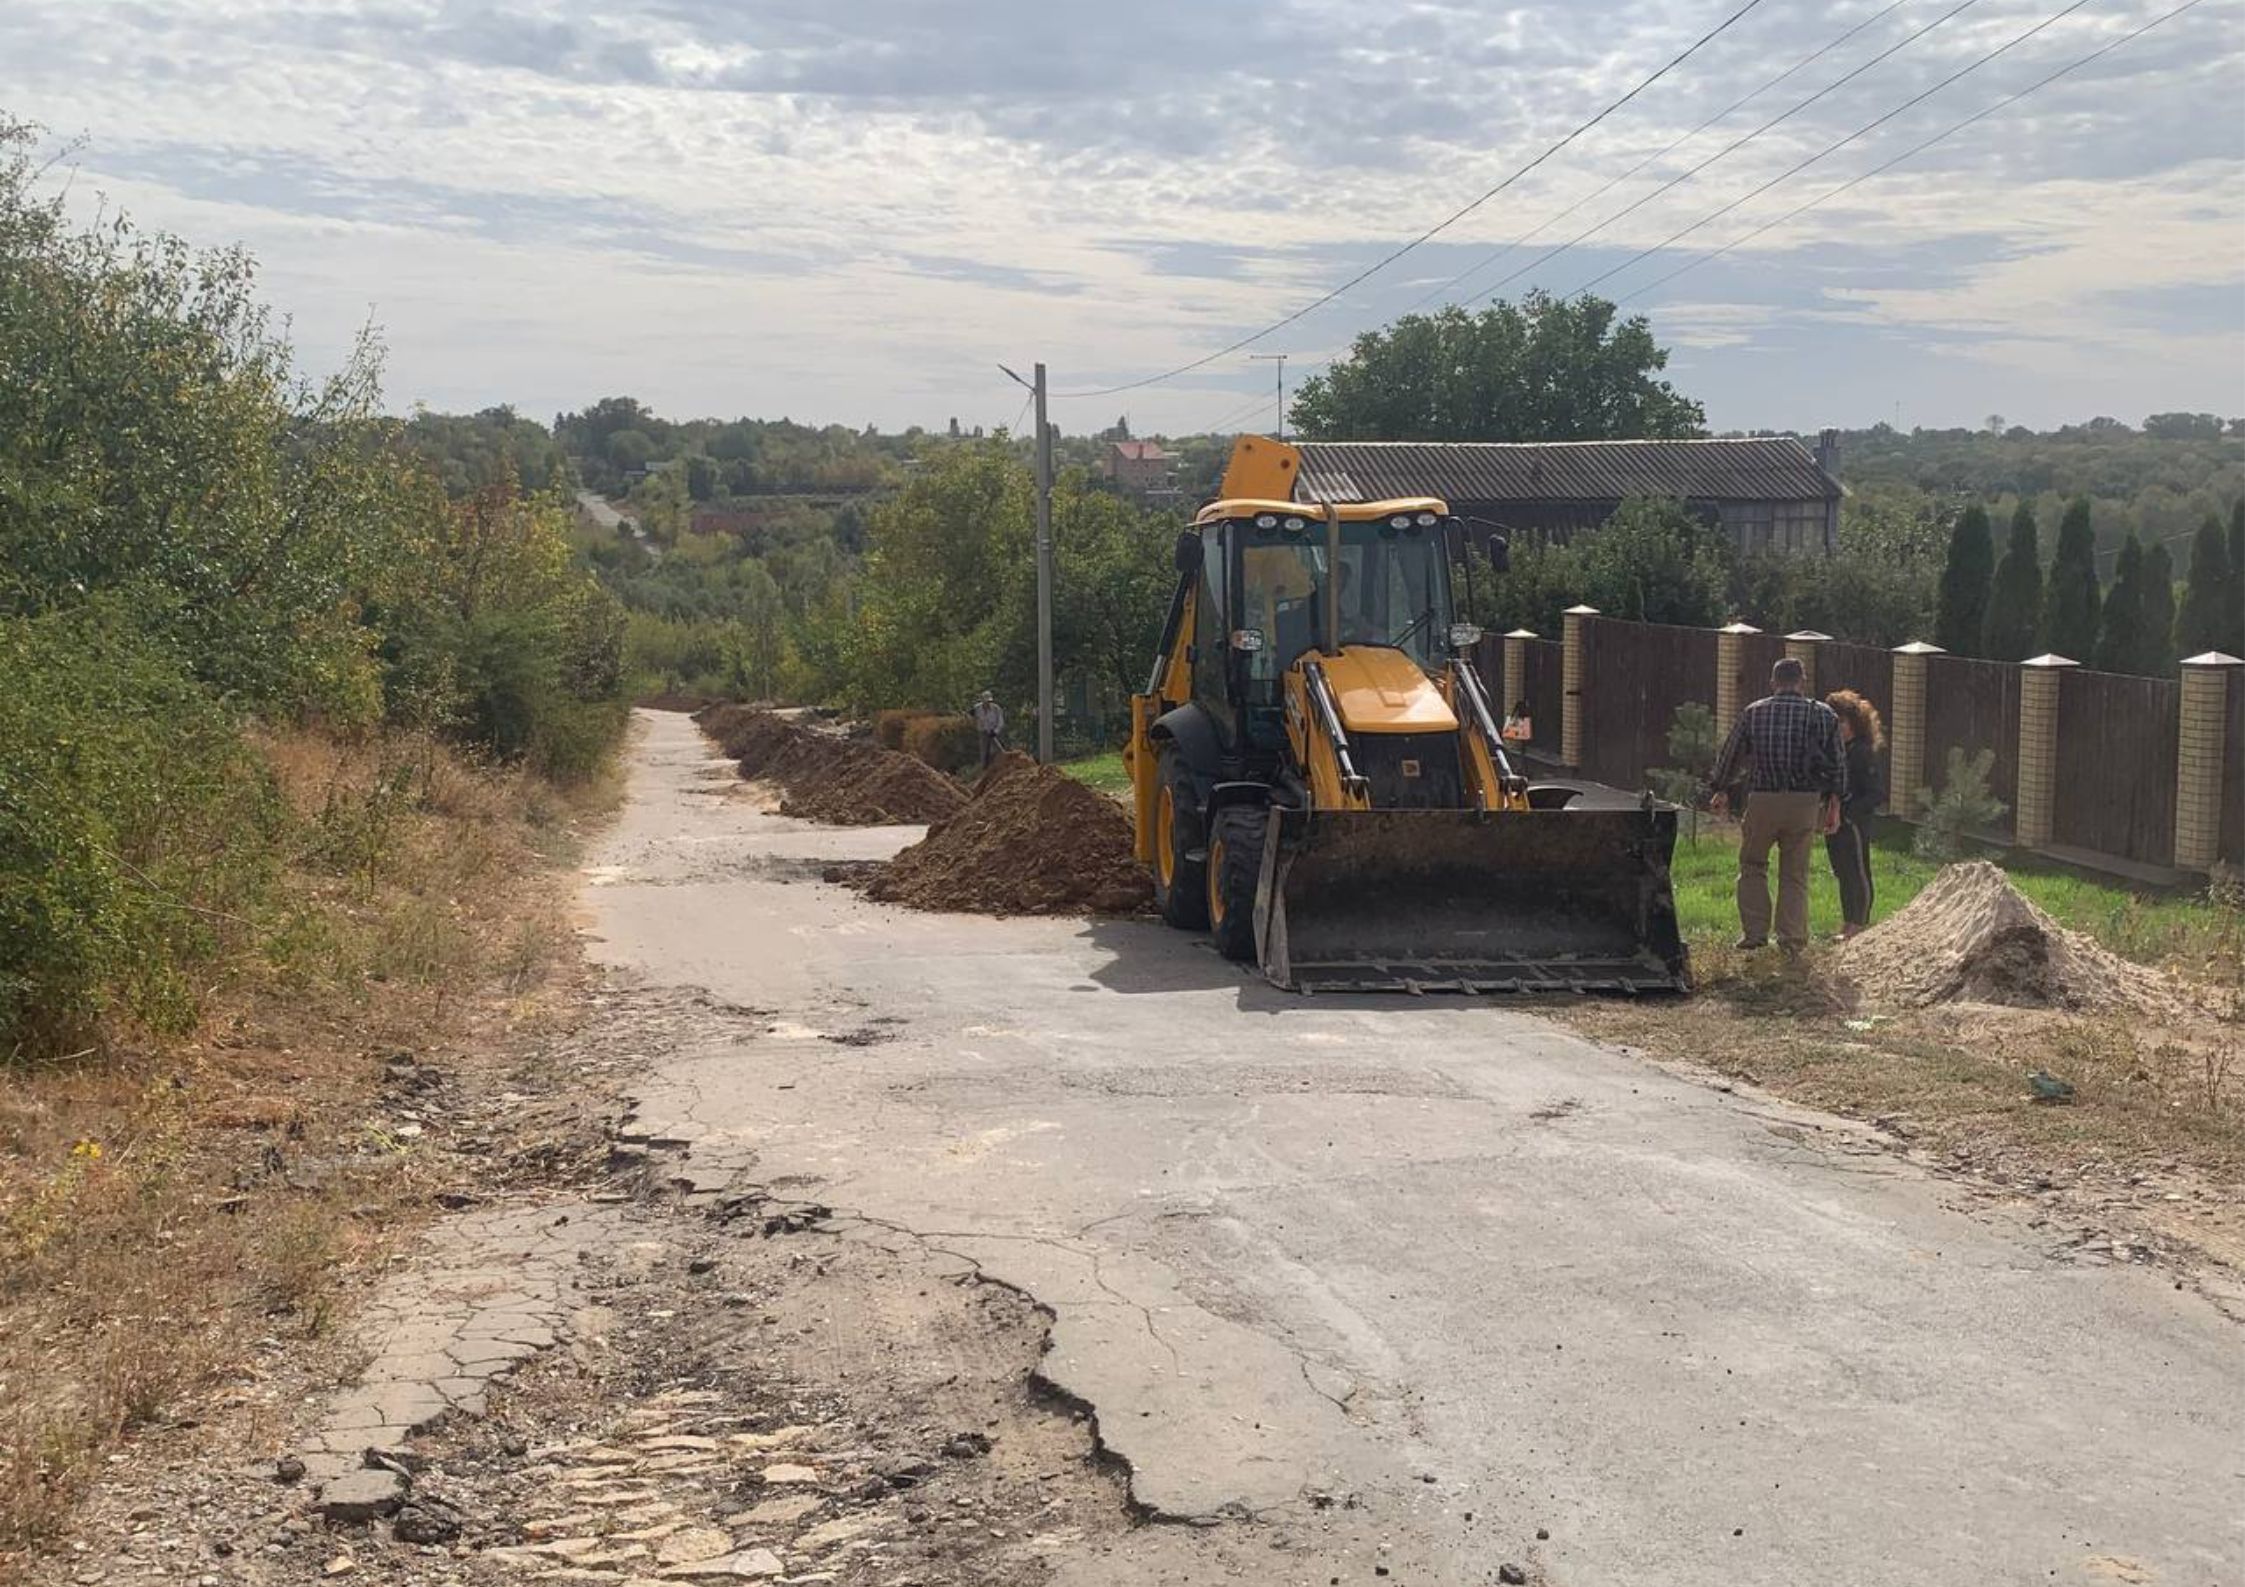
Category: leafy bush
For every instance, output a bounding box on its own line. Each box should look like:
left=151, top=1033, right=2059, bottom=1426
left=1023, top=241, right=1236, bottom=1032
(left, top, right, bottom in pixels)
left=1914, top=747, right=2008, bottom=861
left=0, top=607, right=281, bottom=1051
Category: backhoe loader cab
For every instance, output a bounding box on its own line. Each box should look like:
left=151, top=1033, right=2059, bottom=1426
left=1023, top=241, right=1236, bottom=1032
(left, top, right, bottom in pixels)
left=1126, top=436, right=1687, bottom=994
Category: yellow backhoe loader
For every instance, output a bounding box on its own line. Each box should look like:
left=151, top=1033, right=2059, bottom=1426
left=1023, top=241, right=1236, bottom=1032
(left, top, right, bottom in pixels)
left=1125, top=436, right=1687, bottom=994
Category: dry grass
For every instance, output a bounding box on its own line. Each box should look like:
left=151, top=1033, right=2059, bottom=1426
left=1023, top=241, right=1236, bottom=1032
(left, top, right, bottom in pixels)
left=0, top=728, right=615, bottom=1573
left=1565, top=921, right=2245, bottom=1207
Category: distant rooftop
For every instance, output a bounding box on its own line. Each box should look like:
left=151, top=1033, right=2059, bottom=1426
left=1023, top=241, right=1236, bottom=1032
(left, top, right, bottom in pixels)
left=1294, top=437, right=1839, bottom=506
left=1109, top=439, right=1173, bottom=461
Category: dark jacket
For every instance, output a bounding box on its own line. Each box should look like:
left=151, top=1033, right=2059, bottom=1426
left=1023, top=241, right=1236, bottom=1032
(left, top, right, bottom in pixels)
left=1841, top=737, right=1884, bottom=827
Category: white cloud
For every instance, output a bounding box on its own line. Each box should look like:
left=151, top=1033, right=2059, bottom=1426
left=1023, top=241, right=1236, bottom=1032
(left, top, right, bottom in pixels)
left=4, top=0, right=2240, bottom=432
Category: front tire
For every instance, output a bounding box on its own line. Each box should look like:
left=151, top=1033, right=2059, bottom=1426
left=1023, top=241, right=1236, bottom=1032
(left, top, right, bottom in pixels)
left=1205, top=805, right=1266, bottom=962
left=1153, top=751, right=1210, bottom=929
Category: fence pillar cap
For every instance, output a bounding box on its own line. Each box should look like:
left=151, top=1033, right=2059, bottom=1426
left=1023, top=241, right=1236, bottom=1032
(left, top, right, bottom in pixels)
left=1719, top=622, right=1762, bottom=635
left=1562, top=604, right=1601, bottom=617
left=2020, top=653, right=2079, bottom=669
left=1892, top=640, right=1946, bottom=655
left=1784, top=629, right=1833, bottom=642
left=1503, top=628, right=1540, bottom=640
left=2179, top=650, right=2244, bottom=668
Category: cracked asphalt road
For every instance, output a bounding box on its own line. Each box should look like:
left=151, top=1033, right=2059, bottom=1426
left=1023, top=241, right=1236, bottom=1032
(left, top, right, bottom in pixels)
left=588, top=711, right=2243, bottom=1586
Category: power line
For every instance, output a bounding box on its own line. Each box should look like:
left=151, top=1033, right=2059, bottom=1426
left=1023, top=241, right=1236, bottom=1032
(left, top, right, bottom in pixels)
left=1615, top=0, right=2211, bottom=303
left=1468, top=0, right=1991, bottom=308
left=1405, top=0, right=1913, bottom=315
left=1567, top=0, right=2103, bottom=299
left=1048, top=0, right=1773, bottom=399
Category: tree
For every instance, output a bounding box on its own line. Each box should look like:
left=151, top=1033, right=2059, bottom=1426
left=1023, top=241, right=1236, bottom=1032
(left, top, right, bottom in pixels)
left=1934, top=505, right=1995, bottom=657
left=685, top=454, right=717, bottom=503
left=1290, top=292, right=1704, bottom=442
left=1983, top=500, right=2043, bottom=660
left=1573, top=498, right=1732, bottom=627
left=2141, top=541, right=2176, bottom=675
left=2175, top=512, right=2236, bottom=657
left=2094, top=532, right=2155, bottom=675
left=2044, top=496, right=2101, bottom=663
left=2230, top=501, right=2245, bottom=654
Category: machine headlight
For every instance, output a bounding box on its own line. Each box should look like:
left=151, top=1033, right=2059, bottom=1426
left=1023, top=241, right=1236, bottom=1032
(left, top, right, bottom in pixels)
left=1416, top=511, right=1439, bottom=528
left=1282, top=516, right=1306, bottom=532
left=1389, top=513, right=1413, bottom=529
left=1254, top=513, right=1278, bottom=529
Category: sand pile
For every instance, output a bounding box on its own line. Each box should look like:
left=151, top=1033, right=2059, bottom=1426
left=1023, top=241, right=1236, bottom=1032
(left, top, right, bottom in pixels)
left=1840, top=861, right=2168, bottom=1012
left=698, top=707, right=967, bottom=826
left=866, top=750, right=1153, bottom=916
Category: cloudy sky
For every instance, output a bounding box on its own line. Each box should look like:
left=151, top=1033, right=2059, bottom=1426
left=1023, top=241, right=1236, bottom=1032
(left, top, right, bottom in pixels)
left=6, top=0, right=2241, bottom=436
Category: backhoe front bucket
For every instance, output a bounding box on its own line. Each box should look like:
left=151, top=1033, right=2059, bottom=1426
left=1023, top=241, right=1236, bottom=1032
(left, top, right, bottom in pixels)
left=1252, top=806, right=1687, bottom=994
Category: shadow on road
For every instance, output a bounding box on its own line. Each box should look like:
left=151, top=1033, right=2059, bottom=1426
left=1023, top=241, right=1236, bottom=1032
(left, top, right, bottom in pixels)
left=1075, top=918, right=1523, bottom=1017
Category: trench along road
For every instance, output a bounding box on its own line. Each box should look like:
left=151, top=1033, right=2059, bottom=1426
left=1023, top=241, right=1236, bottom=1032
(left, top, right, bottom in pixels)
left=588, top=710, right=2242, bottom=1586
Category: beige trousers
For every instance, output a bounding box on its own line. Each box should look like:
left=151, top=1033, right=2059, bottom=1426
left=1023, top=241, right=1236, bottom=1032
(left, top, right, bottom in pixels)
left=1738, top=790, right=1821, bottom=949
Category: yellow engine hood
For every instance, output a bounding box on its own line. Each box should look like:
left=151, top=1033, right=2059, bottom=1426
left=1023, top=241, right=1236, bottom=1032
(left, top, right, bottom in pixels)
left=1315, top=647, right=1458, bottom=733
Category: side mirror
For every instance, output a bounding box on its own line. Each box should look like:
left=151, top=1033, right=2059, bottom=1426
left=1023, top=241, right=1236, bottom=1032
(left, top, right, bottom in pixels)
left=1173, top=531, right=1203, bottom=575
left=1485, top=533, right=1511, bottom=574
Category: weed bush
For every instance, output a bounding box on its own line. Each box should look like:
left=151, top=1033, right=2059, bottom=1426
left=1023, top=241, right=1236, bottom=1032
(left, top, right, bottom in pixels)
left=901, top=714, right=981, bottom=776
left=0, top=607, right=281, bottom=1051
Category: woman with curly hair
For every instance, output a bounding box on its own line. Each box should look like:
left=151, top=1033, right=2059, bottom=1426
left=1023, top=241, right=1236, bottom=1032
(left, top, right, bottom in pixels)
left=1824, top=689, right=1885, bottom=936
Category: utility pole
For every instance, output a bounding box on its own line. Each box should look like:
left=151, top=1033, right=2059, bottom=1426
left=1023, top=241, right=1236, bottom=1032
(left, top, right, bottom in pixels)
left=1033, top=362, right=1055, bottom=763
left=1249, top=352, right=1289, bottom=440
left=999, top=360, right=1058, bottom=762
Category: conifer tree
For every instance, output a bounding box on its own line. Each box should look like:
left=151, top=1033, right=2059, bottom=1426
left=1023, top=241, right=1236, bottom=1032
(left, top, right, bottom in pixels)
left=2094, top=533, right=2149, bottom=675
left=2044, top=495, right=2101, bottom=662
left=2176, top=512, right=2236, bottom=657
left=1983, top=501, right=2043, bottom=660
left=1934, top=504, right=1995, bottom=657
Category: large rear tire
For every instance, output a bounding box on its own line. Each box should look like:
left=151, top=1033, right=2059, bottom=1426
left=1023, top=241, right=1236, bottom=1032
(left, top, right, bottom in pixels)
left=1205, top=805, right=1266, bottom=962
left=1153, top=751, right=1210, bottom=930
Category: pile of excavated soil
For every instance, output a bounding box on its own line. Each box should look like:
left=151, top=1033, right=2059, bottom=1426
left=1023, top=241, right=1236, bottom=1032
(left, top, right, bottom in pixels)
left=698, top=706, right=967, bottom=825
left=866, top=750, right=1153, bottom=916
left=1840, top=860, right=2169, bottom=1012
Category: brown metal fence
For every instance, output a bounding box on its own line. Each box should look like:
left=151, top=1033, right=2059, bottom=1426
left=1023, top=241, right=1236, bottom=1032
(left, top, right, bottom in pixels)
left=2053, top=669, right=2180, bottom=867
left=2224, top=669, right=2244, bottom=865
left=1922, top=655, right=2020, bottom=836
left=1474, top=617, right=2233, bottom=874
left=1731, top=632, right=1788, bottom=710
left=1471, top=634, right=1564, bottom=757
left=1818, top=641, right=1894, bottom=718
left=1578, top=619, right=1716, bottom=791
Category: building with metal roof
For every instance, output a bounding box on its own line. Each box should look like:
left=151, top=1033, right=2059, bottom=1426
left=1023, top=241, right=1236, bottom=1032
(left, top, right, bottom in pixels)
left=1294, top=433, right=1843, bottom=554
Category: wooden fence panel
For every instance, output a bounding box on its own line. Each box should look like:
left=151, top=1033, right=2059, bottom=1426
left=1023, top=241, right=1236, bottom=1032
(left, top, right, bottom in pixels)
left=2224, top=669, right=2244, bottom=866
left=1577, top=619, right=1716, bottom=791
left=1922, top=655, right=2019, bottom=835
left=2053, top=669, right=2179, bottom=866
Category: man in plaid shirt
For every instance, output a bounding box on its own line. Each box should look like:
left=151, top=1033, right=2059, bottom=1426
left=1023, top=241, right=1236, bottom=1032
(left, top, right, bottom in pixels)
left=1707, top=656, right=1846, bottom=951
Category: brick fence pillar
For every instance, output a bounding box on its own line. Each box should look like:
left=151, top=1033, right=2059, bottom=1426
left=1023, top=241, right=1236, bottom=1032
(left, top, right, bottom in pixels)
left=1785, top=630, right=1831, bottom=695
left=1561, top=606, right=1597, bottom=769
left=2015, top=653, right=2077, bottom=847
left=2174, top=651, right=2243, bottom=871
left=1889, top=641, right=1943, bottom=819
left=1716, top=622, right=1760, bottom=740
left=1502, top=629, right=1536, bottom=728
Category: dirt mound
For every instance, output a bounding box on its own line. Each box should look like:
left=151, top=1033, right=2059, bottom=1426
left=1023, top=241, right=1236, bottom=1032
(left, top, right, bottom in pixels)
left=699, top=707, right=966, bottom=825
left=1840, top=861, right=2169, bottom=1012
left=868, top=750, right=1153, bottom=916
